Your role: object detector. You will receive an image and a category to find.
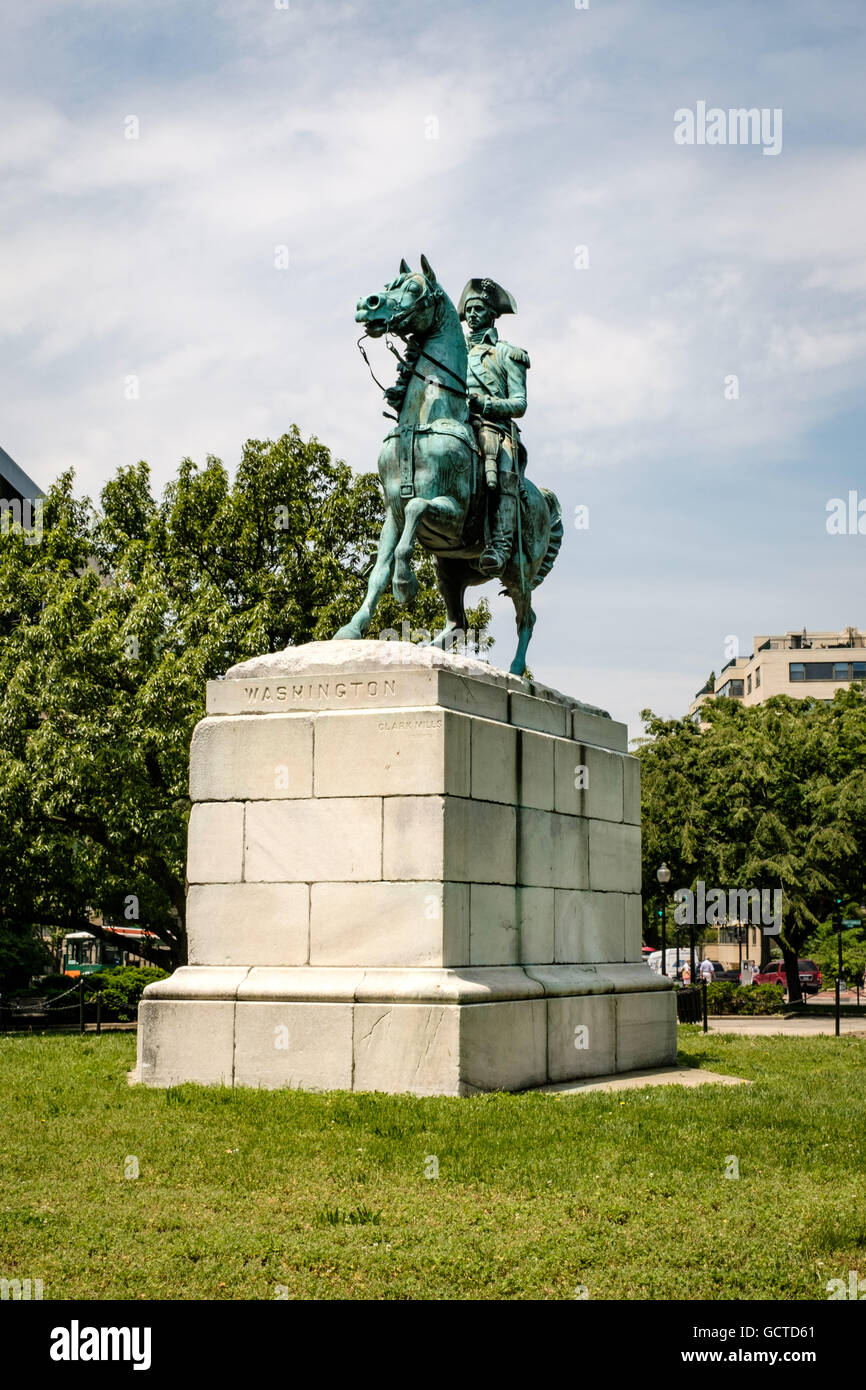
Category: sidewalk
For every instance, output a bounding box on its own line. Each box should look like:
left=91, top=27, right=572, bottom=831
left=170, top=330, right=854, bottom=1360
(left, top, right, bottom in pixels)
left=541, top=1066, right=750, bottom=1095
left=706, top=1015, right=866, bottom=1036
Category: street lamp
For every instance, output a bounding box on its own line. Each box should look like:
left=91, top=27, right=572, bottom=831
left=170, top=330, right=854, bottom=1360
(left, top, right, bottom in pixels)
left=657, top=863, right=671, bottom=977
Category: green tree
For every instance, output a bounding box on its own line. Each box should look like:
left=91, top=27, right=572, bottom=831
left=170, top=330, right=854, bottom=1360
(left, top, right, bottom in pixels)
left=0, top=430, right=491, bottom=972
left=638, top=690, right=866, bottom=1003
left=0, top=921, right=51, bottom=993
left=808, top=904, right=866, bottom=992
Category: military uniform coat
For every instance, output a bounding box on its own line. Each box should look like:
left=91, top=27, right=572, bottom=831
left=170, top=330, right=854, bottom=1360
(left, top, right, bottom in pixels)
left=467, top=326, right=530, bottom=424
left=467, top=325, right=529, bottom=470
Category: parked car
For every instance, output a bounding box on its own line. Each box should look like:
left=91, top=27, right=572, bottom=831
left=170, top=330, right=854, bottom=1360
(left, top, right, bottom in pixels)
left=711, top=967, right=741, bottom=985
left=695, top=961, right=728, bottom=982
left=753, top=959, right=822, bottom=995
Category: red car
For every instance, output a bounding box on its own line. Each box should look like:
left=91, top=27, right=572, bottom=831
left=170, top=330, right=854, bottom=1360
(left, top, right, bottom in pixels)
left=753, top=959, right=822, bottom=995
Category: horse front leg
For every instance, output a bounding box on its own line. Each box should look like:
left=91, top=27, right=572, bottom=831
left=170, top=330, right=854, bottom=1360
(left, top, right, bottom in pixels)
left=392, top=495, right=463, bottom=605
left=334, top=511, right=399, bottom=639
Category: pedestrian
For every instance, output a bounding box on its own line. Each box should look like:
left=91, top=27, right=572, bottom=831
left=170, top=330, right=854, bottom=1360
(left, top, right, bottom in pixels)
left=699, top=956, right=715, bottom=983
left=682, top=961, right=692, bottom=986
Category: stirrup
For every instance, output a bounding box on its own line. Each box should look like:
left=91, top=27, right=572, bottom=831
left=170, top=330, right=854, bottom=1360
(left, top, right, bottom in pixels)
left=479, top=544, right=507, bottom=575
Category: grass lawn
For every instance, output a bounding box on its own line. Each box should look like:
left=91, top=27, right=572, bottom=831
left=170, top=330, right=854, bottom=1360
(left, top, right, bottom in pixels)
left=1, top=1027, right=864, bottom=1300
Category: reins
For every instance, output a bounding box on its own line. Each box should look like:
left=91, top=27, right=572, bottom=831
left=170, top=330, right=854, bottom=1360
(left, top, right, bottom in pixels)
left=356, top=276, right=468, bottom=415
left=385, top=337, right=467, bottom=395
left=356, top=334, right=395, bottom=398
left=356, top=331, right=468, bottom=414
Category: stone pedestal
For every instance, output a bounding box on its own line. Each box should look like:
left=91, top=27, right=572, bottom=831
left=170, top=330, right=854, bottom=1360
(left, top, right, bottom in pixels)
left=134, top=642, right=676, bottom=1095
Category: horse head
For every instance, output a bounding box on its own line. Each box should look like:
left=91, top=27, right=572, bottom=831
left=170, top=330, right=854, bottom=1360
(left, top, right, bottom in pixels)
left=355, top=255, right=444, bottom=340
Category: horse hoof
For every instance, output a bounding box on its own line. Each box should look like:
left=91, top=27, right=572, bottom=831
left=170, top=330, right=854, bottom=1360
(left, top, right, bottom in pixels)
left=334, top=625, right=362, bottom=640
left=509, top=658, right=527, bottom=676
left=392, top=575, right=418, bottom=606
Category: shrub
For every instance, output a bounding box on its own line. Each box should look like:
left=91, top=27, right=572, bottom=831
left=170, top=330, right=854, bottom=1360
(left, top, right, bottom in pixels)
left=38, top=974, right=78, bottom=996
left=706, top=981, right=736, bottom=1010
left=737, top=984, right=787, bottom=1014
left=705, top=982, right=786, bottom=1015
left=83, top=966, right=169, bottom=1021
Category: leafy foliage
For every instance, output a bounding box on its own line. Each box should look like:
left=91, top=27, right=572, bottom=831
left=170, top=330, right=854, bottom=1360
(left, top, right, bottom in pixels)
left=0, top=431, right=491, bottom=971
left=704, top=982, right=787, bottom=1015
left=638, top=690, right=866, bottom=1001
left=810, top=929, right=866, bottom=989
left=83, top=966, right=170, bottom=1021
left=0, top=922, right=51, bottom=994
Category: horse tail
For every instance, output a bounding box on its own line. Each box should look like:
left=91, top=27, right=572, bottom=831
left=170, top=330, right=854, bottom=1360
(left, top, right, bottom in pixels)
left=532, top=488, right=563, bottom=589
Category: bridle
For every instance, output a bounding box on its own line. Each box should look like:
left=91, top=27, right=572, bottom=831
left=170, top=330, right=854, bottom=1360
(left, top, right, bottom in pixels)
left=356, top=276, right=467, bottom=409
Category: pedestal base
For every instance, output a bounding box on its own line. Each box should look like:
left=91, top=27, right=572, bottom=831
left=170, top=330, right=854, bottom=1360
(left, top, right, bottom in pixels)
left=133, top=964, right=676, bottom=1097
left=136, top=642, right=676, bottom=1097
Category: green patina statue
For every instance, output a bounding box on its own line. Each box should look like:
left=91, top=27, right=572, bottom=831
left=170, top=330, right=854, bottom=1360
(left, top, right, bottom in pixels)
left=334, top=255, right=562, bottom=675
left=460, top=277, right=529, bottom=576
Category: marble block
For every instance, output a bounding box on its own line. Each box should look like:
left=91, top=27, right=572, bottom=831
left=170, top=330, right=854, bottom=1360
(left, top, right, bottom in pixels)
left=135, top=641, right=675, bottom=1094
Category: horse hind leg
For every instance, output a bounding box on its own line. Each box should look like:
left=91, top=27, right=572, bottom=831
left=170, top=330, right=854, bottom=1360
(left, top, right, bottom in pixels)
left=430, top=557, right=468, bottom=653
left=510, top=587, right=536, bottom=676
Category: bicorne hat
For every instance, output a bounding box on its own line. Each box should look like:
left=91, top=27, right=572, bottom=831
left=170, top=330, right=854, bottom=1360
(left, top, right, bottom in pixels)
left=457, top=278, right=518, bottom=320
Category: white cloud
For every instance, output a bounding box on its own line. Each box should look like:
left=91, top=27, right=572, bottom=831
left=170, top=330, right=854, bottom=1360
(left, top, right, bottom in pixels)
left=2, top=0, right=866, bottom=729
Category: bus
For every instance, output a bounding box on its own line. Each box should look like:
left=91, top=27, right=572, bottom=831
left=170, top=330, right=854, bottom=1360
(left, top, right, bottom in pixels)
left=62, top=928, right=167, bottom=976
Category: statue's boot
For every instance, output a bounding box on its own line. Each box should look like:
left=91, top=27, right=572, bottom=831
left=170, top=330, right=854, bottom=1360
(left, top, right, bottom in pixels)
left=479, top=476, right=518, bottom=575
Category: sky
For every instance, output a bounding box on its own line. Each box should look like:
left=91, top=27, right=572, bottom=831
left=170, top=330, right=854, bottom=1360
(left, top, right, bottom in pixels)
left=2, top=0, right=865, bottom=739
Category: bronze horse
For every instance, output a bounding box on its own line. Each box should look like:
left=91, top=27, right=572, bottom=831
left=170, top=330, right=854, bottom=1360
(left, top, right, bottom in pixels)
left=334, top=256, right=562, bottom=675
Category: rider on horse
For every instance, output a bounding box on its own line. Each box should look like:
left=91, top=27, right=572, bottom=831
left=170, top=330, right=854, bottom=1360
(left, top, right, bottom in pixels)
left=342, top=257, right=561, bottom=673
left=458, top=278, right=530, bottom=576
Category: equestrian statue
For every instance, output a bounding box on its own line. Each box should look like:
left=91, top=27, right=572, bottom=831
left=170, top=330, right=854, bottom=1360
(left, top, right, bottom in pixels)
left=333, top=255, right=562, bottom=675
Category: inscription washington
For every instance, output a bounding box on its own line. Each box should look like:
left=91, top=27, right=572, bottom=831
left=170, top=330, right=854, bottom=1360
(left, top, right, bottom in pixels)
left=243, top=679, right=399, bottom=704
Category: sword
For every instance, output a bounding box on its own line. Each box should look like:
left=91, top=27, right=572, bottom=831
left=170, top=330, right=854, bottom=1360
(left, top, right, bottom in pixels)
left=512, top=421, right=526, bottom=597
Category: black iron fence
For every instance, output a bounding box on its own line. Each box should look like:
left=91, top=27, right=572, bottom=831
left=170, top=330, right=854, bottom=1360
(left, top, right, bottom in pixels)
left=0, top=980, right=103, bottom=1033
